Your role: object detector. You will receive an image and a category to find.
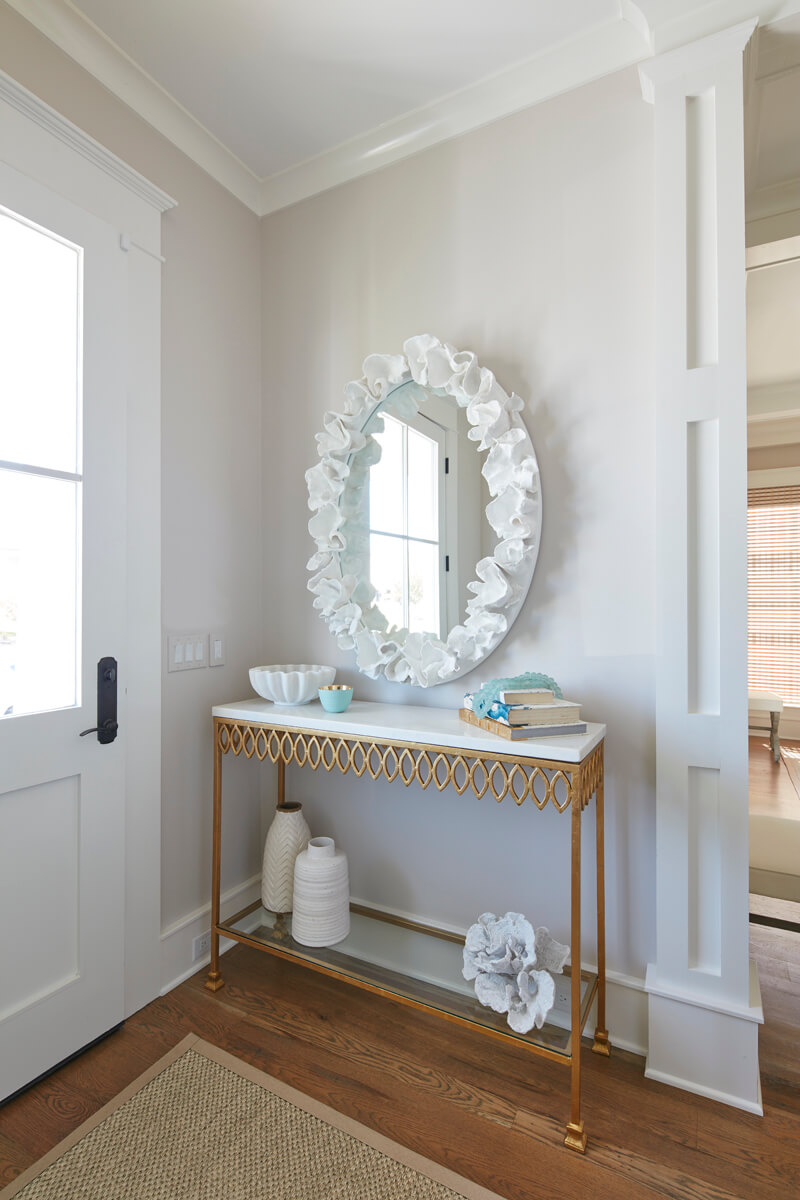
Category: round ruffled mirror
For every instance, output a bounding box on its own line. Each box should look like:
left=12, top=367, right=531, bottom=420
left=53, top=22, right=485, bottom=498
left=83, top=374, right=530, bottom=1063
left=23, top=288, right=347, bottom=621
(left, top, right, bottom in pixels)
left=305, top=335, right=541, bottom=686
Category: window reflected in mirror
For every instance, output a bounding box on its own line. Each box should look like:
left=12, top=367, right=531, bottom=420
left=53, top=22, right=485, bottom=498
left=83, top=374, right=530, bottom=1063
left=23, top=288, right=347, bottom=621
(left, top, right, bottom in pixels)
left=341, top=381, right=487, bottom=646
left=368, top=412, right=442, bottom=638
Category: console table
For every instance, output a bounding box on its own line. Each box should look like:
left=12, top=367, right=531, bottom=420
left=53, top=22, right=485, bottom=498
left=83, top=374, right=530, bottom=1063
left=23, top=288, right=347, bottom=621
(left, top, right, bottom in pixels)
left=206, top=699, right=609, bottom=1153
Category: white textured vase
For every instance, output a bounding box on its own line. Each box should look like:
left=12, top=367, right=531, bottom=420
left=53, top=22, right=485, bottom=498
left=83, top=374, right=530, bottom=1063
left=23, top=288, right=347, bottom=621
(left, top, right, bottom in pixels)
left=261, top=803, right=311, bottom=913
left=292, top=837, right=350, bottom=947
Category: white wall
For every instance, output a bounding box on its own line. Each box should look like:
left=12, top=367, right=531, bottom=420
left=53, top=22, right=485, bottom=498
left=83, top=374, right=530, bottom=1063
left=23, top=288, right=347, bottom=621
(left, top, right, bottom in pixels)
left=261, top=68, right=656, bottom=988
left=0, top=4, right=264, bottom=938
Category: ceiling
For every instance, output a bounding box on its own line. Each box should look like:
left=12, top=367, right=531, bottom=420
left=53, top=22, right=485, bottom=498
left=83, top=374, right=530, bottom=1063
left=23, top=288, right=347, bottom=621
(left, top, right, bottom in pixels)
left=6, top=1, right=800, bottom=214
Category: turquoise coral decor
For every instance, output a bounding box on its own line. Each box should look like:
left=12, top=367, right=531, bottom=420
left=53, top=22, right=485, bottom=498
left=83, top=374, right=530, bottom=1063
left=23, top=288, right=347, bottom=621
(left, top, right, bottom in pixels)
left=471, top=672, right=562, bottom=718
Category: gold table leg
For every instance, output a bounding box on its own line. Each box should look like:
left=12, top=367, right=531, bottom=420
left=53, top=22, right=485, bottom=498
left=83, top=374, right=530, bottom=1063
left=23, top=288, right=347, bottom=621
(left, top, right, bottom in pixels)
left=205, top=718, right=225, bottom=992
left=564, top=791, right=587, bottom=1153
left=592, top=755, right=610, bottom=1057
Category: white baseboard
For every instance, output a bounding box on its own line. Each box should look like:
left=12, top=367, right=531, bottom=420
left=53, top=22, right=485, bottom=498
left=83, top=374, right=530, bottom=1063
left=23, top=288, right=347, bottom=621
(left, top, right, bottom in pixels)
left=644, top=1065, right=764, bottom=1115
left=645, top=962, right=764, bottom=1114
left=750, top=866, right=800, bottom=902
left=160, top=873, right=262, bottom=995
left=779, top=713, right=800, bottom=741
left=601, top=968, right=647, bottom=1057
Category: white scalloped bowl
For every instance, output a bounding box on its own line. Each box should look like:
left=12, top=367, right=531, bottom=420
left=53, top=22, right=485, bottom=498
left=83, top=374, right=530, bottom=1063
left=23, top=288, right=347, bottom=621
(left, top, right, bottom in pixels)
left=249, top=664, right=335, bottom=705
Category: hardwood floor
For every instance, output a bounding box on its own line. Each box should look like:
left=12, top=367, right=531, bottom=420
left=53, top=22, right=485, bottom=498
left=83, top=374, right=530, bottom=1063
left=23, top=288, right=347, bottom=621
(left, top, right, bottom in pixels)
left=1, top=933, right=799, bottom=1200
left=748, top=736, right=800, bottom=820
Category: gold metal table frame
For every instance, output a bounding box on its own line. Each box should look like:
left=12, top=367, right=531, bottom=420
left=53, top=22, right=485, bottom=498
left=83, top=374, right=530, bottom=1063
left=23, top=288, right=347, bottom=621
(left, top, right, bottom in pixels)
left=206, top=710, right=609, bottom=1154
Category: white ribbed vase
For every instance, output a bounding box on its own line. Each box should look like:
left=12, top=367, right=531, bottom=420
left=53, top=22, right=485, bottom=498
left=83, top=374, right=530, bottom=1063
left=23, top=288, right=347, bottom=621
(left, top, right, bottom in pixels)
left=292, top=837, right=350, bottom=947
left=261, top=803, right=311, bottom=913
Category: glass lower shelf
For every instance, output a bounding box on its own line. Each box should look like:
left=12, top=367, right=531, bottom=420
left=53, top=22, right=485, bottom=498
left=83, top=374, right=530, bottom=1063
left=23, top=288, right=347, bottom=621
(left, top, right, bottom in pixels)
left=219, top=903, right=597, bottom=1059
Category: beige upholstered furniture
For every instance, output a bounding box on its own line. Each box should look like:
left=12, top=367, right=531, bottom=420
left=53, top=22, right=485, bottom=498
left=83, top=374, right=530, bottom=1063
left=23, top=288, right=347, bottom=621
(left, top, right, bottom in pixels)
left=748, top=690, right=783, bottom=763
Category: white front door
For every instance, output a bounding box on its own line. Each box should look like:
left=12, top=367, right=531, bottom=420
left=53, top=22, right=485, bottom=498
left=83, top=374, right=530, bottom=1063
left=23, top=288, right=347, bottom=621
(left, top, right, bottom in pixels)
left=0, top=163, right=127, bottom=1101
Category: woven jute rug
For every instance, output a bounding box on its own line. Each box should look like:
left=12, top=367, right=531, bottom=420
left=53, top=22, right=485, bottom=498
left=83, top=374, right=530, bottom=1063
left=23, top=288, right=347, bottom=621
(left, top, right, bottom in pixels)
left=0, top=1034, right=505, bottom=1200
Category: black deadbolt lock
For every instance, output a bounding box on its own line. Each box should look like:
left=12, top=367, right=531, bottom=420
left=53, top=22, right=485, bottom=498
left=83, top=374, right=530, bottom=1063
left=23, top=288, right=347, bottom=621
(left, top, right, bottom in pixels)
left=80, top=656, right=119, bottom=744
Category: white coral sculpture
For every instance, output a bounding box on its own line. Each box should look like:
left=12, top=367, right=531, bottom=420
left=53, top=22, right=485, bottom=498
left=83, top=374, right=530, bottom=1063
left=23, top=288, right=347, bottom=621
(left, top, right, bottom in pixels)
left=462, top=911, right=569, bottom=1034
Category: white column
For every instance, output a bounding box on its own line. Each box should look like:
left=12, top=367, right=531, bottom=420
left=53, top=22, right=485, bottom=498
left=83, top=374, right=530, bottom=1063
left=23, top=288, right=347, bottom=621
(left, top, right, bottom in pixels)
left=640, top=20, right=763, bottom=1114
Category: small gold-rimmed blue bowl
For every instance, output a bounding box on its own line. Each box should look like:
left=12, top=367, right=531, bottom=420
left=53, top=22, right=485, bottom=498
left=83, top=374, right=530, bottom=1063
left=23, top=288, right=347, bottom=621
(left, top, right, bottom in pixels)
left=318, top=684, right=353, bottom=713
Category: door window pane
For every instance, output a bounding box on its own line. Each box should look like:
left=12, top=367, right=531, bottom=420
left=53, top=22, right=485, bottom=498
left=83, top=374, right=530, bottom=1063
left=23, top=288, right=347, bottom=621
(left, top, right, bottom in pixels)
left=0, top=470, right=80, bottom=716
left=0, top=209, right=81, bottom=474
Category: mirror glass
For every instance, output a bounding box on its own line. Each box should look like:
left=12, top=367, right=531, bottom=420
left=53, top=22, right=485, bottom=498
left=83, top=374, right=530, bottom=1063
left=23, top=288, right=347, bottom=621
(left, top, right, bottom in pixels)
left=339, top=381, right=492, bottom=645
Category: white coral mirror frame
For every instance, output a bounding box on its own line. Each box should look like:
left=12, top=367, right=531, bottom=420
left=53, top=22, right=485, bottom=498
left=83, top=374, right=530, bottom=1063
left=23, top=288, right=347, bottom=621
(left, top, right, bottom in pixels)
left=305, top=335, right=542, bottom=687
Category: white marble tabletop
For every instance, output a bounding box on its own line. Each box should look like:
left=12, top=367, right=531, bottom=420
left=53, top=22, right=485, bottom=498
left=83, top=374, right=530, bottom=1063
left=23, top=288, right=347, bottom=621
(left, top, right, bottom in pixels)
left=212, top=698, right=605, bottom=764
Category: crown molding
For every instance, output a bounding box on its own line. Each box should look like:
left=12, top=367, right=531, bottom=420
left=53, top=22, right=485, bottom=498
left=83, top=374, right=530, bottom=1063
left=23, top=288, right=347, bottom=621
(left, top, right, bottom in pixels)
left=0, top=66, right=175, bottom=211
left=639, top=17, right=758, bottom=102
left=755, top=8, right=800, bottom=73
left=258, top=14, right=650, bottom=215
left=748, top=379, right=800, bottom=417
left=747, top=177, right=800, bottom=220
left=4, top=0, right=260, bottom=212
left=746, top=231, right=800, bottom=266
left=746, top=411, right=800, bottom=446
left=631, top=1, right=800, bottom=55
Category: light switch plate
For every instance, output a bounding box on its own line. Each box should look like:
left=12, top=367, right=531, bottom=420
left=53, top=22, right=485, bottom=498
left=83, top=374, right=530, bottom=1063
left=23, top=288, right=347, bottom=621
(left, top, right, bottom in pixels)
left=168, top=632, right=208, bottom=672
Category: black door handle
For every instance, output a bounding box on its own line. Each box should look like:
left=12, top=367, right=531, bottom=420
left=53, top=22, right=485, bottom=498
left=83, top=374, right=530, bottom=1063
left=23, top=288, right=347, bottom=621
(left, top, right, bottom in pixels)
left=80, top=719, right=119, bottom=739
left=80, top=657, right=118, bottom=744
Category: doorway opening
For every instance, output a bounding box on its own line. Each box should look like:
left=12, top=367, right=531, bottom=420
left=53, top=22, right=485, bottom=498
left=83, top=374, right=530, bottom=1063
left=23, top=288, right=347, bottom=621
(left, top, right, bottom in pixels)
left=746, top=233, right=800, bottom=930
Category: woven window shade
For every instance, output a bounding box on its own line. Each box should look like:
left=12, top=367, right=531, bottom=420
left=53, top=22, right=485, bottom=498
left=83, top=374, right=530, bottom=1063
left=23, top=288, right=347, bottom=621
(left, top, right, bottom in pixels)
left=748, top=485, right=800, bottom=705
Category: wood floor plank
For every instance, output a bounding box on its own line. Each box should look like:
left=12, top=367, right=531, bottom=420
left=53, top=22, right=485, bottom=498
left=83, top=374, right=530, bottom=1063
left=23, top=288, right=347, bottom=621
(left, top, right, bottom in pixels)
left=749, top=893, right=800, bottom=924
left=0, top=1133, right=28, bottom=1189
left=0, top=1074, right=96, bottom=1160
left=515, top=1110, right=749, bottom=1200
left=749, top=737, right=800, bottom=819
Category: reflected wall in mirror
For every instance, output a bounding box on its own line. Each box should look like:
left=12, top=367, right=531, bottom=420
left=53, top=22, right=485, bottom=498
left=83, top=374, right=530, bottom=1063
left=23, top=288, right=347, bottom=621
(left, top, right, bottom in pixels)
left=306, top=335, right=542, bottom=686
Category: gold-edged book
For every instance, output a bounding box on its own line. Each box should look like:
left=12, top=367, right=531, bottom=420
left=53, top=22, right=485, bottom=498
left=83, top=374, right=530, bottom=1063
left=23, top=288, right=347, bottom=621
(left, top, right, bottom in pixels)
left=494, top=699, right=581, bottom=726
left=497, top=688, right=555, bottom=705
left=459, top=708, right=587, bottom=741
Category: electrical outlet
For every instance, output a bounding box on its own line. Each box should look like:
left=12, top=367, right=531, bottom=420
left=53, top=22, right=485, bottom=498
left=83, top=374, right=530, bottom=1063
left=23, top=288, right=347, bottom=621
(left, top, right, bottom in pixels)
left=555, top=982, right=570, bottom=1009
left=192, top=931, right=211, bottom=961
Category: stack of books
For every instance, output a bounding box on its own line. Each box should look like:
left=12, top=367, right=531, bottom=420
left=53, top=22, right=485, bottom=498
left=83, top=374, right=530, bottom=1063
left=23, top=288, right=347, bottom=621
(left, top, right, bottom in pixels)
left=460, top=687, right=586, bottom=741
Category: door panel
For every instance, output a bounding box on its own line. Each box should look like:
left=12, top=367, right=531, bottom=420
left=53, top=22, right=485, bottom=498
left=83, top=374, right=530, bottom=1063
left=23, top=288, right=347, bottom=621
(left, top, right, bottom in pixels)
left=0, top=776, right=80, bottom=1021
left=0, top=163, right=126, bottom=1100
